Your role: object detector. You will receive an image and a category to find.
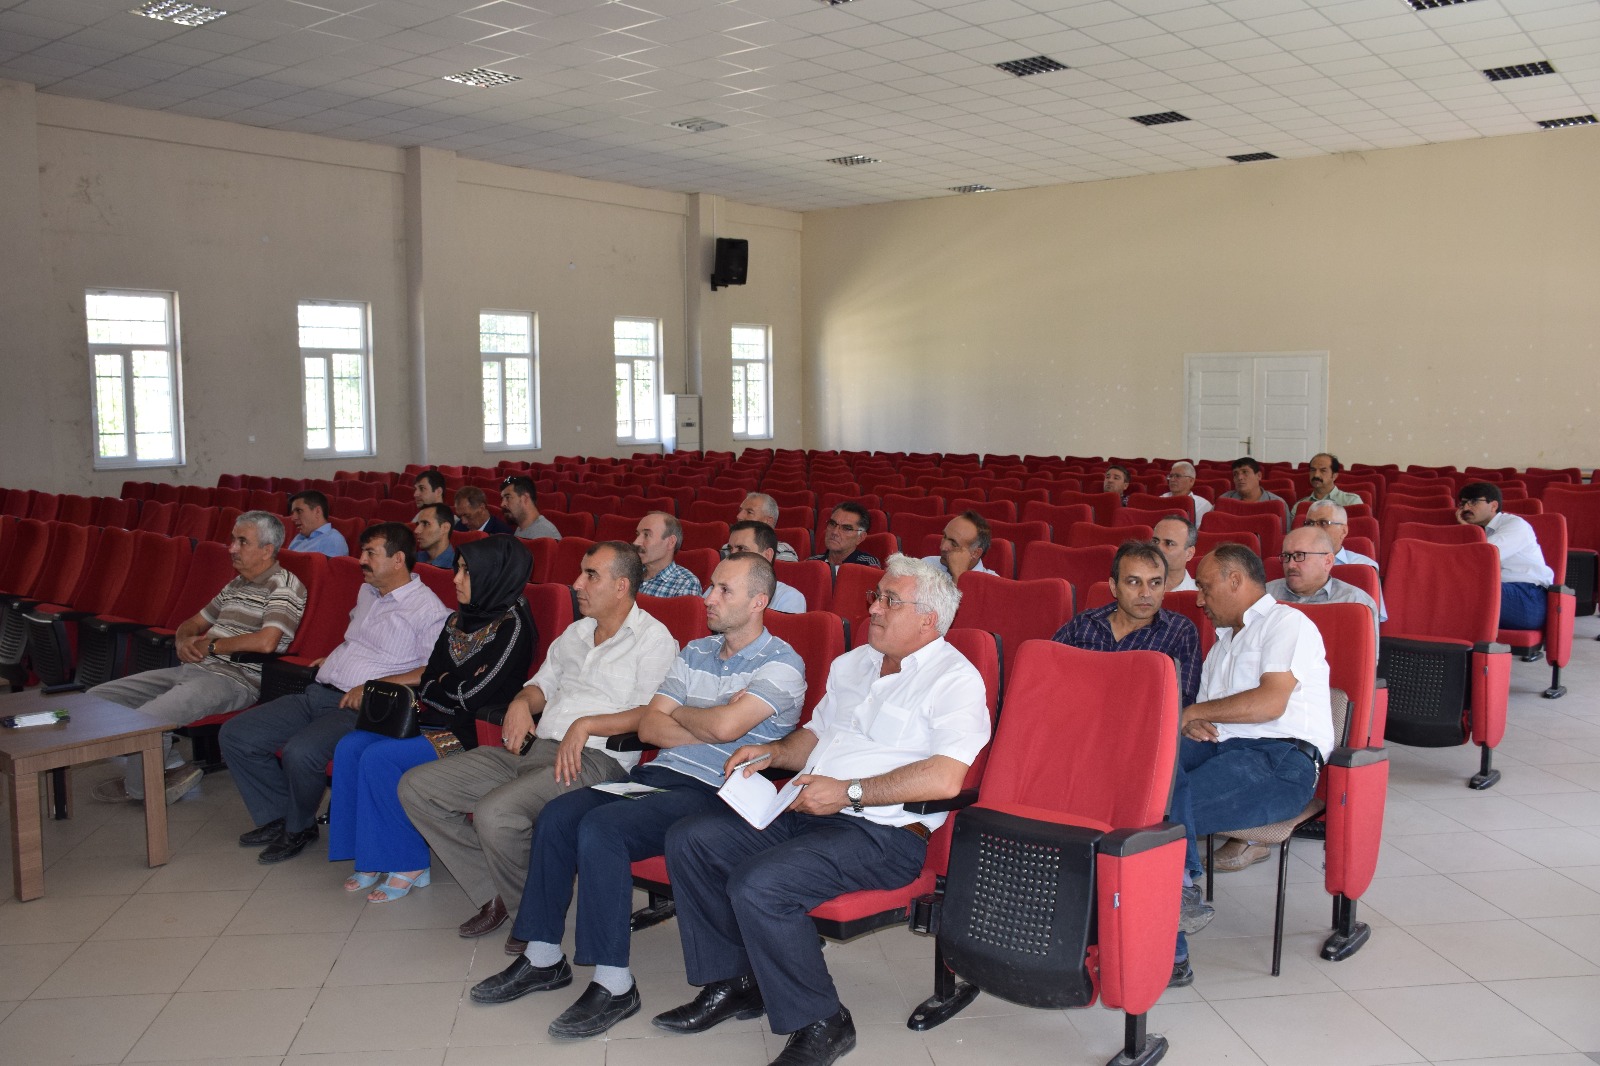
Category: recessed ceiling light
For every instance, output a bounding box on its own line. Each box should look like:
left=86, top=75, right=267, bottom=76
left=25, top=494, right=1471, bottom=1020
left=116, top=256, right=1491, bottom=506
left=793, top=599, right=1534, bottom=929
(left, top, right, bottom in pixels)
left=442, top=68, right=521, bottom=88
left=1404, top=0, right=1481, bottom=10
left=826, top=155, right=879, bottom=166
left=1131, top=111, right=1190, bottom=126
left=1229, top=152, right=1278, bottom=162
left=129, top=1, right=228, bottom=26
left=949, top=184, right=994, bottom=194
left=994, top=56, right=1069, bottom=78
left=669, top=118, right=727, bottom=133
left=1538, top=114, right=1596, bottom=129
left=1482, top=60, right=1555, bottom=82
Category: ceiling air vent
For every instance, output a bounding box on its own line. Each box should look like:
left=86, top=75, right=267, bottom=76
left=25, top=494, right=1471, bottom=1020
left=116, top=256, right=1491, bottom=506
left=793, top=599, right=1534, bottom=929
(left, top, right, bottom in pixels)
left=995, top=56, right=1068, bottom=78
left=1482, top=61, right=1555, bottom=82
left=1228, top=152, right=1278, bottom=162
left=826, top=155, right=880, bottom=166
left=1405, top=0, right=1481, bottom=10
left=442, top=68, right=521, bottom=87
left=949, top=185, right=994, bottom=194
left=669, top=118, right=727, bottom=133
left=1538, top=114, right=1596, bottom=129
left=1131, top=111, right=1190, bottom=126
left=130, top=1, right=228, bottom=26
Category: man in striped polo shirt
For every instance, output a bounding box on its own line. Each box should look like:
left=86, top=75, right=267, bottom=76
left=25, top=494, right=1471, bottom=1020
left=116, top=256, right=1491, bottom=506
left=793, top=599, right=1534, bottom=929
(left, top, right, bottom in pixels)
left=469, top=551, right=805, bottom=1041
left=91, top=511, right=307, bottom=806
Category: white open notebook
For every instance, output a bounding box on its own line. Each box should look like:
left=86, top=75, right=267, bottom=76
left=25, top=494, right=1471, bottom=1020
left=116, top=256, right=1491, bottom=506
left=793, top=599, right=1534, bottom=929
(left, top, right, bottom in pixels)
left=718, top=766, right=810, bottom=829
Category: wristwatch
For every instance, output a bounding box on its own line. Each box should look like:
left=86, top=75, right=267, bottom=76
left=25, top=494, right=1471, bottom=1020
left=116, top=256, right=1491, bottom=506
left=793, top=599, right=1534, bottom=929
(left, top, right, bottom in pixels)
left=206, top=639, right=217, bottom=657
left=846, top=779, right=864, bottom=814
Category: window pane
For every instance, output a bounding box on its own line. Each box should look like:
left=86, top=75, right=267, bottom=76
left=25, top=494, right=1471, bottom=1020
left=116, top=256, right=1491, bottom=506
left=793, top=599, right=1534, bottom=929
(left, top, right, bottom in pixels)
left=731, top=364, right=747, bottom=435
left=130, top=350, right=176, bottom=461
left=614, top=318, right=654, bottom=357
left=94, top=353, right=127, bottom=458
left=482, top=361, right=503, bottom=445
left=87, top=293, right=168, bottom=345
left=331, top=352, right=364, bottom=452
left=298, top=303, right=363, bottom=349
left=615, top=362, right=632, bottom=438
left=744, top=361, right=767, bottom=437
left=304, top=356, right=329, bottom=451
left=731, top=326, right=765, bottom=360
left=480, top=313, right=531, bottom=355
left=632, top=359, right=655, bottom=440
left=504, top=357, right=532, bottom=446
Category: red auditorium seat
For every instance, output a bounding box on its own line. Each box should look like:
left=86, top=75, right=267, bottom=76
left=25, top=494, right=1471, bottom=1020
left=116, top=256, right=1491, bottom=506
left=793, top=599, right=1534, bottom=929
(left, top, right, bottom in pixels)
left=74, top=531, right=192, bottom=688
left=1064, top=522, right=1153, bottom=549
left=1495, top=512, right=1576, bottom=699
left=829, top=563, right=884, bottom=642
left=773, top=561, right=831, bottom=619
left=637, top=594, right=710, bottom=647
left=22, top=526, right=137, bottom=690
left=952, top=570, right=1072, bottom=678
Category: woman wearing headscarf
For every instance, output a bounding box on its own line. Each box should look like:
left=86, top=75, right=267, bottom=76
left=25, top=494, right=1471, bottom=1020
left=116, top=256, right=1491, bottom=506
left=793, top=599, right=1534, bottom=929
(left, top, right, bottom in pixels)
left=329, top=536, right=535, bottom=902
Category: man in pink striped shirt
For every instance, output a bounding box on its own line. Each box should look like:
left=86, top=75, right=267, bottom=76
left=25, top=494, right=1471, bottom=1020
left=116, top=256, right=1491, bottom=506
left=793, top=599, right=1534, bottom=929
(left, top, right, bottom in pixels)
left=221, top=522, right=451, bottom=864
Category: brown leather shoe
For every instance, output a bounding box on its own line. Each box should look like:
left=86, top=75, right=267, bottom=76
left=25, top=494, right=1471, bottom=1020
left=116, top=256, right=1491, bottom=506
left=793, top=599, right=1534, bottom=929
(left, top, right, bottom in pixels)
left=505, top=932, right=528, bottom=955
left=459, top=896, right=509, bottom=938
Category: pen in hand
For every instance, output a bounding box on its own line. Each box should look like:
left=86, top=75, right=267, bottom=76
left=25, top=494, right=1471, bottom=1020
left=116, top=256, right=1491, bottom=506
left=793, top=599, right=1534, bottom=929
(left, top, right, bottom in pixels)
left=729, top=752, right=772, bottom=777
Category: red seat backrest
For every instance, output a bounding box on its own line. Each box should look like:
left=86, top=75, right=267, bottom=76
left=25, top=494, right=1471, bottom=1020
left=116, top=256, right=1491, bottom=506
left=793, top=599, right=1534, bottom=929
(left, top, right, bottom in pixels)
left=523, top=582, right=576, bottom=674
left=159, top=539, right=236, bottom=628
left=912, top=534, right=1015, bottom=580
left=953, top=571, right=1073, bottom=679
left=1285, top=601, right=1379, bottom=747
left=0, top=518, right=50, bottom=597
left=414, top=562, right=456, bottom=605
left=677, top=520, right=730, bottom=553
left=547, top=537, right=598, bottom=586
left=637, top=594, right=711, bottom=648
left=1394, top=521, right=1483, bottom=548
left=1544, top=487, right=1600, bottom=555
left=1064, top=522, right=1153, bottom=549
left=774, top=560, right=831, bottom=617
left=104, top=531, right=192, bottom=627
left=30, top=522, right=97, bottom=607
left=764, top=610, right=847, bottom=725
left=1382, top=540, right=1499, bottom=645
left=1017, top=541, right=1110, bottom=604
left=276, top=551, right=358, bottom=660
left=63, top=525, right=135, bottom=614
left=1200, top=511, right=1282, bottom=558
left=1054, top=490, right=1121, bottom=525
left=829, top=563, right=885, bottom=643
left=979, top=641, right=1178, bottom=829
left=170, top=504, right=217, bottom=541
left=676, top=548, right=719, bottom=588
left=891, top=512, right=950, bottom=545
left=1113, top=506, right=1174, bottom=528
left=540, top=510, right=596, bottom=539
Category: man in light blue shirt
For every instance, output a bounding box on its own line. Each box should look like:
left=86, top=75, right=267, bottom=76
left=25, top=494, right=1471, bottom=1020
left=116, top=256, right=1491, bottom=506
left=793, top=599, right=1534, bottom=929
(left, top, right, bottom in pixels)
left=724, top=520, right=805, bottom=612
left=469, top=552, right=805, bottom=1040
left=286, top=490, right=348, bottom=557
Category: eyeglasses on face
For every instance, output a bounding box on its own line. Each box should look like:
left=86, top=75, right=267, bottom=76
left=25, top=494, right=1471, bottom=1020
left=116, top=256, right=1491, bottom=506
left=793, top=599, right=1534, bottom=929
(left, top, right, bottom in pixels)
left=1302, top=518, right=1346, bottom=528
left=865, top=589, right=923, bottom=611
left=1279, top=550, right=1332, bottom=564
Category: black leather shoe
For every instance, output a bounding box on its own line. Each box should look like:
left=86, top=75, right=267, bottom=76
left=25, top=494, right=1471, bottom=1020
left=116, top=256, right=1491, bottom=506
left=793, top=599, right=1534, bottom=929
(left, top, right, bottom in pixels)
left=469, top=955, right=572, bottom=1005
left=548, top=981, right=641, bottom=1039
left=651, top=975, right=765, bottom=1034
left=458, top=896, right=508, bottom=938
left=256, top=826, right=318, bottom=864
left=238, top=819, right=285, bottom=847
left=770, top=1006, right=855, bottom=1066
left=1169, top=958, right=1195, bottom=988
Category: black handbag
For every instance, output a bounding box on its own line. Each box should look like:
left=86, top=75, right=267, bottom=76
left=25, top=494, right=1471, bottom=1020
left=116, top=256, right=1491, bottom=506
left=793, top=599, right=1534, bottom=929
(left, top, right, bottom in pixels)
left=354, top=680, right=421, bottom=740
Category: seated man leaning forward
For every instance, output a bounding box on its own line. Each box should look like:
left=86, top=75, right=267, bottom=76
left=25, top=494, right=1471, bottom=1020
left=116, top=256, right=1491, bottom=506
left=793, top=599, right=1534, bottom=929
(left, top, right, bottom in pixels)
left=725, top=520, right=806, bottom=613
left=90, top=511, right=306, bottom=805
left=220, top=522, right=451, bottom=864
left=920, top=510, right=992, bottom=581
left=653, top=554, right=990, bottom=1066
left=1168, top=544, right=1332, bottom=986
left=398, top=541, right=678, bottom=953
left=1052, top=540, right=1200, bottom=708
left=469, top=552, right=806, bottom=1039
left=1457, top=481, right=1555, bottom=631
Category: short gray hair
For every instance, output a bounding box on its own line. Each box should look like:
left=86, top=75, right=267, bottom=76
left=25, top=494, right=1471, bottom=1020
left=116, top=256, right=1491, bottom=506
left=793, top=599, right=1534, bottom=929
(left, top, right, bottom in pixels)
left=1306, top=500, right=1348, bottom=524
left=884, top=553, right=961, bottom=635
left=237, top=510, right=285, bottom=553
left=1170, top=461, right=1196, bottom=477
left=741, top=492, right=779, bottom=524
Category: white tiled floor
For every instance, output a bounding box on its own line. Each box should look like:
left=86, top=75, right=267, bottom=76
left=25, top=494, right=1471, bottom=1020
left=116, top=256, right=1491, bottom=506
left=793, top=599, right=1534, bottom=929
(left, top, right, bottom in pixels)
left=4, top=617, right=1600, bottom=1066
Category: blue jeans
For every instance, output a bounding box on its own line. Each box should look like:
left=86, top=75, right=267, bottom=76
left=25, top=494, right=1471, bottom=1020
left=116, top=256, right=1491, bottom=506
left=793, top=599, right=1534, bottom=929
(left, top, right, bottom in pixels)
left=1500, top=582, right=1547, bottom=630
left=511, top=764, right=722, bottom=968
left=1170, top=735, right=1318, bottom=960
left=219, top=683, right=354, bottom=833
left=665, top=807, right=927, bottom=1034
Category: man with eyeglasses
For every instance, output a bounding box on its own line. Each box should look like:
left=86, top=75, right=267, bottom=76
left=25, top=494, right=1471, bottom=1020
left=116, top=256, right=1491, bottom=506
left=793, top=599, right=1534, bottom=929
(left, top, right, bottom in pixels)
left=1161, top=460, right=1213, bottom=521
left=654, top=555, right=989, bottom=1066
left=1457, top=482, right=1554, bottom=630
left=1169, top=543, right=1331, bottom=984
left=1303, top=501, right=1377, bottom=570
left=725, top=521, right=806, bottom=613
left=1268, top=528, right=1379, bottom=616
left=809, top=502, right=882, bottom=575
left=1296, top=453, right=1363, bottom=511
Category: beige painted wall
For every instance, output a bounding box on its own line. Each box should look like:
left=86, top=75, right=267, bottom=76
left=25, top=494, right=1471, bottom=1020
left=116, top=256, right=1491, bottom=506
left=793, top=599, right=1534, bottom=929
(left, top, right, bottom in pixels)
left=0, top=80, right=803, bottom=494
left=801, top=126, right=1600, bottom=470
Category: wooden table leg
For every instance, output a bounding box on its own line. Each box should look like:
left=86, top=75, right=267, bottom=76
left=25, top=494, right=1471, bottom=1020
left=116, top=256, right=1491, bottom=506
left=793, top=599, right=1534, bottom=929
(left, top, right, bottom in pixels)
left=139, top=741, right=169, bottom=869
left=9, top=768, right=44, bottom=901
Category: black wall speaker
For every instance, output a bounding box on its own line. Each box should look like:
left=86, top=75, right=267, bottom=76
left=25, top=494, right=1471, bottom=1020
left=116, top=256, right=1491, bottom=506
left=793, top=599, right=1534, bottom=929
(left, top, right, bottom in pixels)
left=711, top=237, right=748, bottom=290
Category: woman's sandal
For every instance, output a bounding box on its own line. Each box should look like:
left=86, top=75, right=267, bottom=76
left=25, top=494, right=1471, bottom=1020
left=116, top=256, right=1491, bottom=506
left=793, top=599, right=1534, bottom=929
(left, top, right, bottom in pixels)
left=344, top=871, right=382, bottom=892
left=366, top=869, right=430, bottom=904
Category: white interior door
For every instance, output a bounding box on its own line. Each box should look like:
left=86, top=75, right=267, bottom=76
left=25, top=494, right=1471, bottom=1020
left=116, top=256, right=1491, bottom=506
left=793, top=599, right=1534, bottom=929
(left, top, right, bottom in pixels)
left=1184, top=352, right=1327, bottom=464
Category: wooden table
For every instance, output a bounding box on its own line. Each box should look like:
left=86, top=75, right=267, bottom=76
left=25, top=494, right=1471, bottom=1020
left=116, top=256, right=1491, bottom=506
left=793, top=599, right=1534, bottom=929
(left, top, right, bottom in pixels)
left=0, top=690, right=169, bottom=900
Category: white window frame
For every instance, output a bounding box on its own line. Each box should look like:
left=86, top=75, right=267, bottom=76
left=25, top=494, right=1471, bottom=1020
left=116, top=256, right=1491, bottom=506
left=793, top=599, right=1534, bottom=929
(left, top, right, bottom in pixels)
left=86, top=288, right=186, bottom=470
left=480, top=310, right=540, bottom=452
left=298, top=299, right=375, bottom=459
left=731, top=323, right=773, bottom=441
left=614, top=316, right=662, bottom=445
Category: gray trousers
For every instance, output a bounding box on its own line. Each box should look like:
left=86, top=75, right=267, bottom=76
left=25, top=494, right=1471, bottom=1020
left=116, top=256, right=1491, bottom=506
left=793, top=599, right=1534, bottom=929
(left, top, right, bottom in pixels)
left=89, top=664, right=256, bottom=796
left=396, top=739, right=627, bottom=912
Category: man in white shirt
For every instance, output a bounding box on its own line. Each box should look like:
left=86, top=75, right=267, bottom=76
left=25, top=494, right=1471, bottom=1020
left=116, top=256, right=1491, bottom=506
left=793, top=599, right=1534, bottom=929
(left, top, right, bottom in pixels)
left=1457, top=482, right=1555, bottom=630
left=1168, top=544, right=1332, bottom=985
left=1162, top=460, right=1213, bottom=521
left=398, top=541, right=678, bottom=951
left=653, top=555, right=989, bottom=1066
left=1153, top=515, right=1199, bottom=593
left=919, top=511, right=993, bottom=581
left=724, top=521, right=805, bottom=612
